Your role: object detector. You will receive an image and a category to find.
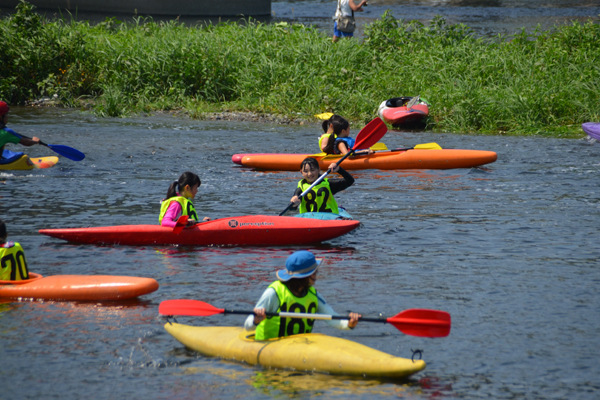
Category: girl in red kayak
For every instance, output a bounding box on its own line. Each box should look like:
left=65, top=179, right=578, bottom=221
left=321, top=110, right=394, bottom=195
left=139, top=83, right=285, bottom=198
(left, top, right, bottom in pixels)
left=0, top=219, right=30, bottom=281
left=159, top=171, right=211, bottom=228
left=290, top=157, right=354, bottom=214
left=245, top=250, right=360, bottom=340
left=322, top=114, right=374, bottom=156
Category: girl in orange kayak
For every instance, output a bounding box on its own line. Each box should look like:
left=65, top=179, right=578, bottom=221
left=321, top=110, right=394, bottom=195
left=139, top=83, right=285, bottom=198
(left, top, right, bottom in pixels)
left=245, top=250, right=360, bottom=340
left=322, top=115, right=374, bottom=156
left=0, top=219, right=30, bottom=281
left=290, top=157, right=354, bottom=214
left=159, top=171, right=211, bottom=228
left=319, top=117, right=335, bottom=152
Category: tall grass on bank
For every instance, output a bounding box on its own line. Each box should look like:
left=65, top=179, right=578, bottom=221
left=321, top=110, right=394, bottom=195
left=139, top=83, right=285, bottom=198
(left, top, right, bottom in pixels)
left=1, top=1, right=598, bottom=136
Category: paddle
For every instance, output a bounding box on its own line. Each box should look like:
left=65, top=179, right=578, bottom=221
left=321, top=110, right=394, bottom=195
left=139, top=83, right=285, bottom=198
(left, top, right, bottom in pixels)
left=405, top=95, right=420, bottom=111
left=173, top=215, right=189, bottom=234
left=390, top=142, right=442, bottom=151
left=5, top=128, right=85, bottom=161
left=279, top=117, right=387, bottom=216
left=314, top=112, right=334, bottom=120
left=326, top=142, right=442, bottom=158
left=310, top=141, right=388, bottom=158
left=159, top=299, right=451, bottom=338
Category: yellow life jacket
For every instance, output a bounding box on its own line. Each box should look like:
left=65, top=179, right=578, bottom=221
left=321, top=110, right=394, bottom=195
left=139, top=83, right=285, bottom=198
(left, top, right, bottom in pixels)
left=297, top=179, right=339, bottom=214
left=0, top=242, right=29, bottom=281
left=255, top=281, right=318, bottom=341
left=158, top=196, right=198, bottom=224
left=319, top=133, right=336, bottom=152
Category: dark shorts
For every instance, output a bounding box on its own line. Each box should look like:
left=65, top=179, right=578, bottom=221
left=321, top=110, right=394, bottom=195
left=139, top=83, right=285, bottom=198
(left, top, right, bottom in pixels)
left=333, top=21, right=354, bottom=38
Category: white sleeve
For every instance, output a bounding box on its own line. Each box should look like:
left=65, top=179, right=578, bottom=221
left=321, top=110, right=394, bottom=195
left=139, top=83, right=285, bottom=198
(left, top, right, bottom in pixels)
left=243, top=288, right=280, bottom=331
left=317, top=292, right=350, bottom=330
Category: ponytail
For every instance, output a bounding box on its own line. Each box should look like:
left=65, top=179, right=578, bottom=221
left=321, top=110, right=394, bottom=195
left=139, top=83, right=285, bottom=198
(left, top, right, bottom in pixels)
left=165, top=181, right=179, bottom=199
left=165, top=172, right=201, bottom=199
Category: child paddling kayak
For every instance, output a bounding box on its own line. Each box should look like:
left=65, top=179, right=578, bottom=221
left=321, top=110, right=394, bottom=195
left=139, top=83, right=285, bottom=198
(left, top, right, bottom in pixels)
left=0, top=101, right=41, bottom=159
left=322, top=115, right=374, bottom=156
left=245, top=250, right=360, bottom=340
left=159, top=171, right=211, bottom=228
left=290, top=157, right=354, bottom=214
left=0, top=219, right=30, bottom=281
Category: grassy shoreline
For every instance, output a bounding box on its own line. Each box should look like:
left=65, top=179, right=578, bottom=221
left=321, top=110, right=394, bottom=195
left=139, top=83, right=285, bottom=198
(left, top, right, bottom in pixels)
left=1, top=2, right=599, bottom=137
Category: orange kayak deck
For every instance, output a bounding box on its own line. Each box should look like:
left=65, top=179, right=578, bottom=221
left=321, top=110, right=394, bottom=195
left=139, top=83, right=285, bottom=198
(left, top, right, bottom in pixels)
left=0, top=273, right=159, bottom=301
left=238, top=149, right=497, bottom=171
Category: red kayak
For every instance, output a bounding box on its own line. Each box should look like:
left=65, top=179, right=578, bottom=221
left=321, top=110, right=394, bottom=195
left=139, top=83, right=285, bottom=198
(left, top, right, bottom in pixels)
left=39, top=215, right=360, bottom=246
left=377, top=97, right=429, bottom=126
left=0, top=273, right=159, bottom=301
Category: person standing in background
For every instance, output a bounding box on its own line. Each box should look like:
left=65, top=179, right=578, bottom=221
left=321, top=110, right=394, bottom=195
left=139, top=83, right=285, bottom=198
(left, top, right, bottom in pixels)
left=333, top=0, right=368, bottom=42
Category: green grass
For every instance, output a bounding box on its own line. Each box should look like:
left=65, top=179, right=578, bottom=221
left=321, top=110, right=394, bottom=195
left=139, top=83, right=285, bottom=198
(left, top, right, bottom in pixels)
left=1, top=1, right=599, bottom=137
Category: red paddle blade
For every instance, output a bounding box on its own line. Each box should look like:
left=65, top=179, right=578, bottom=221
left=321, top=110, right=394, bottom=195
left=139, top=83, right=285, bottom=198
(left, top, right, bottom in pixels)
left=173, top=215, right=189, bottom=234
left=159, top=299, right=225, bottom=316
left=387, top=309, right=451, bottom=338
left=353, top=117, right=387, bottom=151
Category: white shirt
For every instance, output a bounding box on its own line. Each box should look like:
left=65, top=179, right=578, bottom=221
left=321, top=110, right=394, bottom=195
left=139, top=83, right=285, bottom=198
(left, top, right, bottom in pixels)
left=335, top=0, right=353, bottom=19
left=244, top=287, right=351, bottom=331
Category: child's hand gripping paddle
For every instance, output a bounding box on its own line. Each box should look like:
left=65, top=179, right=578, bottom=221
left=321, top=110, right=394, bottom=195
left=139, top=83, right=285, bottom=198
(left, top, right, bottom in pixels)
left=5, top=128, right=85, bottom=161
left=279, top=117, right=387, bottom=216
left=172, top=215, right=189, bottom=234
left=159, top=299, right=451, bottom=338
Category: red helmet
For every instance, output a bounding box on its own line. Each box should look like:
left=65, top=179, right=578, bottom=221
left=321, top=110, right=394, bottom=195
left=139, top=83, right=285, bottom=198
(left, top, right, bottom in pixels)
left=0, top=101, right=8, bottom=116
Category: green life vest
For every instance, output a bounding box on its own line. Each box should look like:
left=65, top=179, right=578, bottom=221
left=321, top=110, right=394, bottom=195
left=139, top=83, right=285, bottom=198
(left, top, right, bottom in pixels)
left=297, top=178, right=339, bottom=214
left=158, top=196, right=198, bottom=224
left=0, top=242, right=30, bottom=281
left=255, top=281, right=319, bottom=341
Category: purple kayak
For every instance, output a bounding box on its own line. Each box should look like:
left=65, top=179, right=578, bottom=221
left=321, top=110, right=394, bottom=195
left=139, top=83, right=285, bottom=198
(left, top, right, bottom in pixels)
left=582, top=122, right=600, bottom=140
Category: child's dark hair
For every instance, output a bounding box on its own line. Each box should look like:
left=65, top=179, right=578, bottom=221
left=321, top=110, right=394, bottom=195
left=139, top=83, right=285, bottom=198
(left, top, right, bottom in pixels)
left=300, top=157, right=320, bottom=172
left=283, top=276, right=311, bottom=296
left=323, top=115, right=349, bottom=154
left=0, top=219, right=6, bottom=239
left=321, top=119, right=330, bottom=133
left=166, top=172, right=201, bottom=199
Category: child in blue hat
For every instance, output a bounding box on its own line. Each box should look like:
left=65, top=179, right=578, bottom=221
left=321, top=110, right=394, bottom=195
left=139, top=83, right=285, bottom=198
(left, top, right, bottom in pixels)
left=244, top=250, right=360, bottom=341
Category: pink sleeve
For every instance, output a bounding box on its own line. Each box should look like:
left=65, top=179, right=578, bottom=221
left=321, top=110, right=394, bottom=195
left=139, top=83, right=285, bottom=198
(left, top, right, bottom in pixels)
left=161, top=201, right=183, bottom=228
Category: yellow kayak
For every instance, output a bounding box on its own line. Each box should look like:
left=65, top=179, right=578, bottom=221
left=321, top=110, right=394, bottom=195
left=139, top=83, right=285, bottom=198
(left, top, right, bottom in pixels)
left=164, top=323, right=426, bottom=378
left=0, top=151, right=58, bottom=170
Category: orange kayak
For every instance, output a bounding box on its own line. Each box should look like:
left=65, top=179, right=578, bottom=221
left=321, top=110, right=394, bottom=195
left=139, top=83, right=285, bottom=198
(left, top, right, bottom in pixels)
left=236, top=149, right=497, bottom=171
left=0, top=273, right=159, bottom=301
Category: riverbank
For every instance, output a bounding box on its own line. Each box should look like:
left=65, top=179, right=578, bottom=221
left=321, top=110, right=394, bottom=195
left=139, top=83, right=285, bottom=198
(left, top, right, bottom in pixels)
left=1, top=2, right=599, bottom=137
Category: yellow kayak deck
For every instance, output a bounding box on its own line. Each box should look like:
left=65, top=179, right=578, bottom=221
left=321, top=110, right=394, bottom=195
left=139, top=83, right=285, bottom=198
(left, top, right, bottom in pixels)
left=0, top=155, right=58, bottom=170
left=165, top=323, right=426, bottom=378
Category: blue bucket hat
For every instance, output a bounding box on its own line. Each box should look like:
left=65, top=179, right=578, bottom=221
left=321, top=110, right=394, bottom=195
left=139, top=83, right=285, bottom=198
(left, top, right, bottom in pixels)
left=276, top=250, right=322, bottom=282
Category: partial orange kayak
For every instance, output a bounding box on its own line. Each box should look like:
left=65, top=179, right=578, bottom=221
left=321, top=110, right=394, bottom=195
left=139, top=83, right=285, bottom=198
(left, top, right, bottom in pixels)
left=237, top=149, right=498, bottom=171
left=0, top=273, right=159, bottom=301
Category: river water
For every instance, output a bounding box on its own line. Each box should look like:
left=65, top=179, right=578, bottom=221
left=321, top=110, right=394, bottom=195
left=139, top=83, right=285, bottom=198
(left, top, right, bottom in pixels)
left=273, top=0, right=600, bottom=36
left=1, top=107, right=599, bottom=399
